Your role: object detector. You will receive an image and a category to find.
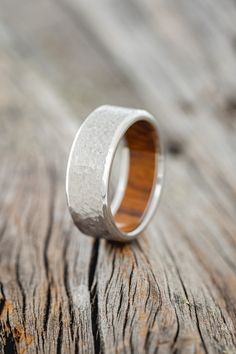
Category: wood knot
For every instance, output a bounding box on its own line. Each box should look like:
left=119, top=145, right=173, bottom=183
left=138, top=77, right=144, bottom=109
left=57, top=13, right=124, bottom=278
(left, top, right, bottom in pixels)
left=225, top=97, right=236, bottom=116
left=167, top=140, right=183, bottom=156
left=179, top=100, right=195, bottom=114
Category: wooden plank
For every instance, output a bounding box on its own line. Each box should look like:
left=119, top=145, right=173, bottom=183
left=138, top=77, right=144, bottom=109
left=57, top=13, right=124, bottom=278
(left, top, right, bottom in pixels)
left=0, top=1, right=141, bottom=352
left=62, top=0, right=236, bottom=352
left=0, top=49, right=96, bottom=353
left=0, top=0, right=236, bottom=353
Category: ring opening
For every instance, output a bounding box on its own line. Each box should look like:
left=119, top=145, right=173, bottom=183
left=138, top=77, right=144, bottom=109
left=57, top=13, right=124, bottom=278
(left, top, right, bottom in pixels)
left=111, top=120, right=158, bottom=233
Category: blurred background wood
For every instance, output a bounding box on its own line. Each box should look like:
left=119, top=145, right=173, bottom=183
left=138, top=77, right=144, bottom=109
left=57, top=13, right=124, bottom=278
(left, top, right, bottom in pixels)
left=0, top=0, right=236, bottom=353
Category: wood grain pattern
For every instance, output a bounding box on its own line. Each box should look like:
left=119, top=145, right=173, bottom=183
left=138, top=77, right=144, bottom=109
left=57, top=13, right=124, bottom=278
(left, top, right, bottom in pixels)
left=115, top=121, right=157, bottom=232
left=0, top=0, right=236, bottom=353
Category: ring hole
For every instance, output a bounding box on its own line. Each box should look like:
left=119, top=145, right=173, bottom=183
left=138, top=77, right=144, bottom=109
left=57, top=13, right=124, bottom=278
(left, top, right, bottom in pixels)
left=109, top=120, right=158, bottom=233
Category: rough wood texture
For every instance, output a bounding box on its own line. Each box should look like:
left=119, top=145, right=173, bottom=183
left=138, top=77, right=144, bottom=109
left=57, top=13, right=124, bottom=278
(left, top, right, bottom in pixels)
left=0, top=0, right=236, bottom=353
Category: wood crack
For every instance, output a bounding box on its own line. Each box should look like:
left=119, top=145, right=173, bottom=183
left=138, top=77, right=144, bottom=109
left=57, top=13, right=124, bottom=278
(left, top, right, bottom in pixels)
left=0, top=219, right=7, bottom=243
left=56, top=305, right=63, bottom=354
left=43, top=166, right=56, bottom=280
left=43, top=165, right=56, bottom=334
left=0, top=285, right=17, bottom=354
left=43, top=284, right=52, bottom=332
left=164, top=270, right=180, bottom=352
left=63, top=236, right=75, bottom=341
left=88, top=239, right=100, bottom=354
left=15, top=249, right=26, bottom=323
left=193, top=300, right=208, bottom=354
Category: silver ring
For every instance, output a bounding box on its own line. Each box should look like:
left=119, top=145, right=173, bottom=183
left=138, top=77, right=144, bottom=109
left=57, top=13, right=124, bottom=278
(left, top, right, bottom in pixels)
left=66, top=105, right=164, bottom=242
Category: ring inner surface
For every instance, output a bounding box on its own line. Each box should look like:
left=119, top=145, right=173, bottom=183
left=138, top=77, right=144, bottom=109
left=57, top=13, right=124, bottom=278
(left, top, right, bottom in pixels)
left=113, top=120, right=157, bottom=233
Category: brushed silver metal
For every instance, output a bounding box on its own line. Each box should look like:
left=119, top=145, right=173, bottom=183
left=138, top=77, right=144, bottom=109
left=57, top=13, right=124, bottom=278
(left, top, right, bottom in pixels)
left=66, top=105, right=165, bottom=242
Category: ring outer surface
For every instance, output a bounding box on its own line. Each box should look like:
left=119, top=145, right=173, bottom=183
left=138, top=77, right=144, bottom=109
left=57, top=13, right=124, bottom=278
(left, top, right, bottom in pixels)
left=66, top=105, right=164, bottom=242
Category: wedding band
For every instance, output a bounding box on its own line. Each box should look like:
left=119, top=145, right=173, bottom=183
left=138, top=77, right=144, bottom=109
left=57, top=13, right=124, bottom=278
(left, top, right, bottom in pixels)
left=66, top=105, right=164, bottom=242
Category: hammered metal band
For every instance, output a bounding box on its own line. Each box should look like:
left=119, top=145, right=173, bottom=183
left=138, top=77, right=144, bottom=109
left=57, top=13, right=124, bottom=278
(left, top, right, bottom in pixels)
left=66, top=105, right=164, bottom=242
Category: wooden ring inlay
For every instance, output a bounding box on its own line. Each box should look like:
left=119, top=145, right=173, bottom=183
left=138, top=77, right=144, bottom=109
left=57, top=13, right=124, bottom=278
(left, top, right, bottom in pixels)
left=114, top=120, right=158, bottom=232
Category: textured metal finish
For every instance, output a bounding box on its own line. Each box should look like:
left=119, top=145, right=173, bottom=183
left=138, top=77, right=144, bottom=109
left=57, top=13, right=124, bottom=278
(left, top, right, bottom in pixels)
left=66, top=105, right=164, bottom=242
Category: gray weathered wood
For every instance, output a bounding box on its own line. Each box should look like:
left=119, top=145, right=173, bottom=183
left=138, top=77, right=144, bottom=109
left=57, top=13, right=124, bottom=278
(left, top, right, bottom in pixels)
left=0, top=0, right=236, bottom=353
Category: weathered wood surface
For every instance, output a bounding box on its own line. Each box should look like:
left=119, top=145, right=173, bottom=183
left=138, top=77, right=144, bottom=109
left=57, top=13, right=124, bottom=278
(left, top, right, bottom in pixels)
left=0, top=0, right=236, bottom=353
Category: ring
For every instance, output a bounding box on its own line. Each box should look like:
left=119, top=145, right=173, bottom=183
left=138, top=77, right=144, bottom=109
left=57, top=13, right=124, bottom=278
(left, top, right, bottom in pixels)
left=66, top=105, right=164, bottom=242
